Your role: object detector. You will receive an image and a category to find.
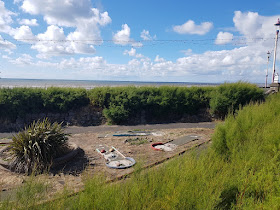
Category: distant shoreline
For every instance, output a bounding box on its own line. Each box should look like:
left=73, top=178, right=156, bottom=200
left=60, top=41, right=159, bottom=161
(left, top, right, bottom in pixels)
left=0, top=78, right=221, bottom=89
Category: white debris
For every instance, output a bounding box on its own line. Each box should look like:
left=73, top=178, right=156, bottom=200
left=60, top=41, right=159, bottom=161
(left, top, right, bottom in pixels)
left=151, top=131, right=165, bottom=136
left=107, top=159, right=132, bottom=167
left=154, top=143, right=177, bottom=151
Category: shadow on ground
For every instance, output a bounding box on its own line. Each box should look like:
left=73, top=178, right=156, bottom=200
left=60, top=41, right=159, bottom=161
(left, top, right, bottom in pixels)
left=50, top=149, right=89, bottom=176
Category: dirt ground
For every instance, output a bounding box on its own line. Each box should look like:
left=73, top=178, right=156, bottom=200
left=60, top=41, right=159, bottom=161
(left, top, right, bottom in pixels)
left=0, top=125, right=214, bottom=200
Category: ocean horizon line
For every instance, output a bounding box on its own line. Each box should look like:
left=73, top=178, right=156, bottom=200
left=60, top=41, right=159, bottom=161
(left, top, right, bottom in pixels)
left=0, top=78, right=222, bottom=89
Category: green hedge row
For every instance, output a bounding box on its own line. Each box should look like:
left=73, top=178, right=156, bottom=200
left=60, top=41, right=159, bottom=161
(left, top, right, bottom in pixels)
left=88, top=86, right=213, bottom=124
left=0, top=82, right=265, bottom=123
left=0, top=87, right=89, bottom=121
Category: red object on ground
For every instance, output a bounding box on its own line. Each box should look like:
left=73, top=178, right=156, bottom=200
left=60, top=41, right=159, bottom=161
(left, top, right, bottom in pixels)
left=100, top=149, right=106, bottom=153
left=151, top=142, right=164, bottom=151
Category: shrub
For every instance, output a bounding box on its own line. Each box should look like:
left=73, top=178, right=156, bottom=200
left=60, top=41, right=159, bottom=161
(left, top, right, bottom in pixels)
left=0, top=88, right=44, bottom=120
left=209, top=82, right=264, bottom=119
left=103, top=104, right=129, bottom=124
left=42, top=87, right=89, bottom=112
left=10, top=118, right=69, bottom=174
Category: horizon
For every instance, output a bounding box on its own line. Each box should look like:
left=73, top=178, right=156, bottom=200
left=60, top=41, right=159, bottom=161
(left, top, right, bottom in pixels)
left=0, top=0, right=280, bottom=83
left=0, top=77, right=222, bottom=84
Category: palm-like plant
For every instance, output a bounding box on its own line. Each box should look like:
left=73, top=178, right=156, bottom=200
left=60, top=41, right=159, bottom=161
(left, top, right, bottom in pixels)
left=10, top=118, right=69, bottom=174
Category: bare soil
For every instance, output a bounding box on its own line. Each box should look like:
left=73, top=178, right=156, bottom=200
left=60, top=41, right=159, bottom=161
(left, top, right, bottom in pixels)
left=0, top=125, right=215, bottom=199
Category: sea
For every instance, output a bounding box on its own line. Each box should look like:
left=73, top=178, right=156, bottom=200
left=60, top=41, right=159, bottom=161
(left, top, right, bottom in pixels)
left=0, top=78, right=221, bottom=89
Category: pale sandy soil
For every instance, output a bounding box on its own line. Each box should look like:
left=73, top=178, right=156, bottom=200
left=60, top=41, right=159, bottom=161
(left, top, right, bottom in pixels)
left=0, top=126, right=214, bottom=200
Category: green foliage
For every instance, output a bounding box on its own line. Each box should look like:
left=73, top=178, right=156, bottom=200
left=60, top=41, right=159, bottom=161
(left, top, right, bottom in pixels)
left=88, top=86, right=214, bottom=124
left=0, top=87, right=89, bottom=121
left=0, top=88, right=44, bottom=120
left=10, top=118, right=69, bottom=174
left=103, top=104, right=129, bottom=124
left=0, top=83, right=264, bottom=124
left=42, top=87, right=89, bottom=113
left=209, top=82, right=264, bottom=118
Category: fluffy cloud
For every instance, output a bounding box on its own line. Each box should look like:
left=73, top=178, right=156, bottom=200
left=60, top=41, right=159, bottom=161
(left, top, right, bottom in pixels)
left=215, top=32, right=233, bottom=45
left=123, top=48, right=143, bottom=58
left=173, top=20, right=213, bottom=35
left=18, top=0, right=111, bottom=57
left=140, top=30, right=156, bottom=40
left=0, top=35, right=16, bottom=50
left=67, top=8, right=111, bottom=45
left=12, top=25, right=36, bottom=41
left=113, top=24, right=143, bottom=47
left=31, top=25, right=76, bottom=56
left=233, top=11, right=278, bottom=45
left=124, top=48, right=136, bottom=56
left=7, top=42, right=266, bottom=82
left=154, top=55, right=165, bottom=62
left=20, top=0, right=91, bottom=26
left=113, top=24, right=131, bottom=45
left=18, top=18, right=38, bottom=26
left=10, top=53, right=33, bottom=65
left=0, top=0, right=16, bottom=33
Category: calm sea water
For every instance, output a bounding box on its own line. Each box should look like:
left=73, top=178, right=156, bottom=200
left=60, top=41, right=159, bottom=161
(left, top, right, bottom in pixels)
left=0, top=78, right=220, bottom=89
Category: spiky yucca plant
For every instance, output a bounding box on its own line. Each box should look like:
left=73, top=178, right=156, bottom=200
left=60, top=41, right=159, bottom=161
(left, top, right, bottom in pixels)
left=10, top=118, right=69, bottom=174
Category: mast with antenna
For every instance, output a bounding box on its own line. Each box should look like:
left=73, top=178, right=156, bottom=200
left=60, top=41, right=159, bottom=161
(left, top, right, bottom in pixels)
left=272, top=19, right=280, bottom=83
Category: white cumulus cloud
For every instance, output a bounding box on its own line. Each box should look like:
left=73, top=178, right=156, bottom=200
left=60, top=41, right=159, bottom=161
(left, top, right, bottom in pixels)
left=10, top=53, right=33, bottom=65
left=113, top=24, right=143, bottom=47
left=18, top=0, right=111, bottom=57
left=0, top=35, right=16, bottom=50
left=18, top=18, right=38, bottom=26
left=154, top=55, right=165, bottom=63
left=215, top=32, right=234, bottom=45
left=123, top=48, right=143, bottom=58
left=11, top=25, right=36, bottom=41
left=31, top=25, right=74, bottom=57
left=20, top=0, right=92, bottom=27
left=173, top=20, right=213, bottom=35
left=113, top=24, right=131, bottom=45
left=0, top=0, right=16, bottom=34
left=140, top=30, right=156, bottom=40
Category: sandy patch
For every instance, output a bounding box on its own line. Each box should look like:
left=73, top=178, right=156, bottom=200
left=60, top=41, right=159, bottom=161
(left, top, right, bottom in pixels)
left=0, top=127, right=214, bottom=199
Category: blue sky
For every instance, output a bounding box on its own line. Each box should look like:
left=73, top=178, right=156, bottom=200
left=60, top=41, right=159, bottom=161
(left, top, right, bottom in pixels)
left=1, top=0, right=280, bottom=83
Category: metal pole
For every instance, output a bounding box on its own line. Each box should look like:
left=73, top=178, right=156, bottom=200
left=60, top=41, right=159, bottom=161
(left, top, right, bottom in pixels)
left=272, top=30, right=279, bottom=83
left=266, top=52, right=270, bottom=88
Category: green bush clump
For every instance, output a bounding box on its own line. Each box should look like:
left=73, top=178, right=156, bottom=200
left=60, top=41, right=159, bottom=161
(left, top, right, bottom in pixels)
left=42, top=87, right=89, bottom=112
left=0, top=88, right=44, bottom=120
left=209, top=82, right=264, bottom=119
left=10, top=118, right=69, bottom=174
